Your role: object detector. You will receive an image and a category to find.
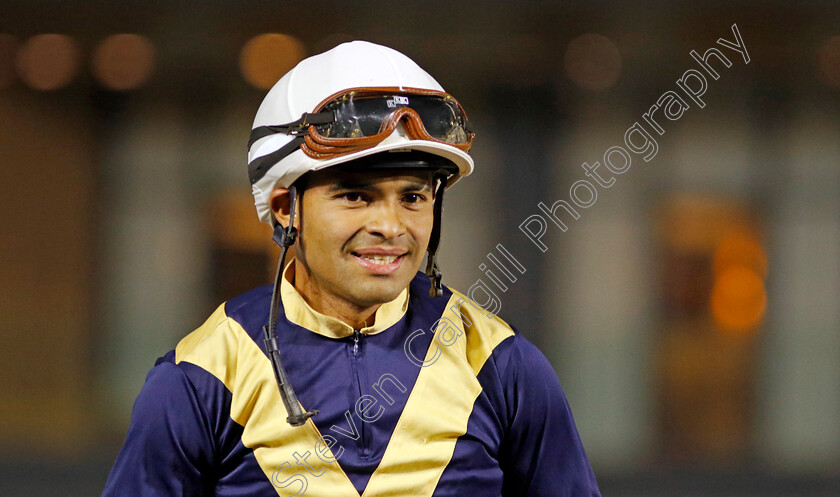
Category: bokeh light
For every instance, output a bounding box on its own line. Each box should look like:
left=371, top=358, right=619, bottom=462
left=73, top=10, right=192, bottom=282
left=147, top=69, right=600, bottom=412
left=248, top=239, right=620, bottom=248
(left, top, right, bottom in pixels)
left=564, top=33, right=622, bottom=91
left=711, top=228, right=767, bottom=334
left=92, top=34, right=156, bottom=91
left=711, top=266, right=767, bottom=334
left=240, top=33, right=305, bottom=90
left=16, top=34, right=80, bottom=90
left=816, top=35, right=840, bottom=89
left=0, top=34, right=19, bottom=89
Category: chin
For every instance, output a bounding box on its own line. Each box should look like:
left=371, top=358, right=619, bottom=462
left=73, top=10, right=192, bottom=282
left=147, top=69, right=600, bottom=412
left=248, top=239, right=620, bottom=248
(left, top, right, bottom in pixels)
left=353, top=279, right=409, bottom=306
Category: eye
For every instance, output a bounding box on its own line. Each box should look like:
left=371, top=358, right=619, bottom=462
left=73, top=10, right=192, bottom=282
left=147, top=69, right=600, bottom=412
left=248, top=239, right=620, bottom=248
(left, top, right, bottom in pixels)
left=402, top=192, right=428, bottom=204
left=338, top=191, right=368, bottom=204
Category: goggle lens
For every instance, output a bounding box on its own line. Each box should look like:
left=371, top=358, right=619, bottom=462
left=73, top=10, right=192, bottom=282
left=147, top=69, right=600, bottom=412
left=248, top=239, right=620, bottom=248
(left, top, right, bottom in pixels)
left=315, top=92, right=470, bottom=145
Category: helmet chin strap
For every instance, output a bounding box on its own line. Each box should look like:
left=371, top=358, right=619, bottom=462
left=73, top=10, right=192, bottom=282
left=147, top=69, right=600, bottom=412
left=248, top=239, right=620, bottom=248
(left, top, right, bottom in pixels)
left=425, top=172, right=449, bottom=297
left=264, top=170, right=447, bottom=427
left=264, top=184, right=319, bottom=427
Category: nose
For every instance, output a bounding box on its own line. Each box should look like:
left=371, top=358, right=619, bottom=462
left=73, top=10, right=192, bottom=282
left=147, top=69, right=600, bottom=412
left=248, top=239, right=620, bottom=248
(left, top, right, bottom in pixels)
left=365, top=199, right=407, bottom=239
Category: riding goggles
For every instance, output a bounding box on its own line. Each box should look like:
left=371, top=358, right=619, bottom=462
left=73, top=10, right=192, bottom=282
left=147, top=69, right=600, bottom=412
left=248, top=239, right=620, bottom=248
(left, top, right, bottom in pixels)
left=247, top=87, right=474, bottom=183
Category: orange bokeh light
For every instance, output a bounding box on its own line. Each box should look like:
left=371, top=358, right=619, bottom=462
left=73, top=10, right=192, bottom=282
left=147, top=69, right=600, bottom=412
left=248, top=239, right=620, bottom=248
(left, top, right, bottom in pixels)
left=711, top=266, right=767, bottom=334
left=240, top=33, right=305, bottom=90
left=92, top=34, right=156, bottom=91
left=16, top=34, right=80, bottom=90
left=564, top=33, right=622, bottom=92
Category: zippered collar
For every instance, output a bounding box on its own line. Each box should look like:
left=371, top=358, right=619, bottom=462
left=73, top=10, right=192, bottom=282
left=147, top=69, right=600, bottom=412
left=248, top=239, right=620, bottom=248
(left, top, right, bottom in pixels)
left=279, top=258, right=410, bottom=339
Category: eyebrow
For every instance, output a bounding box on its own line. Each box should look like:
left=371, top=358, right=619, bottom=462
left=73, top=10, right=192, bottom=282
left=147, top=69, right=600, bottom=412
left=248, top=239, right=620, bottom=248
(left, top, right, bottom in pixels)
left=401, top=182, right=433, bottom=193
left=327, top=179, right=433, bottom=193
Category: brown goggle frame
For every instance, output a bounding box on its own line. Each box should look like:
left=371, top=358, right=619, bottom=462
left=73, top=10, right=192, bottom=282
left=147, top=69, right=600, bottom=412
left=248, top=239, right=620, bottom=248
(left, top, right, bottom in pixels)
left=300, top=87, right=474, bottom=160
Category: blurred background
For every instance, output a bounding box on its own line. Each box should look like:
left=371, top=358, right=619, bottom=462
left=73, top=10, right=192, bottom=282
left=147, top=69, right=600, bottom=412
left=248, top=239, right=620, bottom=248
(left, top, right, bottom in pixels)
left=1, top=1, right=839, bottom=495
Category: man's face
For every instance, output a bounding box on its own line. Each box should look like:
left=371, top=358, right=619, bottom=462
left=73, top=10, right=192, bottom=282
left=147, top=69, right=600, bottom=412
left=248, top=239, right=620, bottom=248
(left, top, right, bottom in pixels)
left=286, top=168, right=436, bottom=315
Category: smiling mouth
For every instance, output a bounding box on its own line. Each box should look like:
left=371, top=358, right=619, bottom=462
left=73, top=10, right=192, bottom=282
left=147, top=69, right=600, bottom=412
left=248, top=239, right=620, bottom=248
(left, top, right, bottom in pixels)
left=351, top=252, right=407, bottom=273
left=356, top=254, right=401, bottom=265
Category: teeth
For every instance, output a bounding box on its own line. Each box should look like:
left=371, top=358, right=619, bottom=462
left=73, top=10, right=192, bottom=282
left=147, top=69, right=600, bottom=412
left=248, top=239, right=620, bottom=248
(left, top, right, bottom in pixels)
left=359, top=255, right=399, bottom=265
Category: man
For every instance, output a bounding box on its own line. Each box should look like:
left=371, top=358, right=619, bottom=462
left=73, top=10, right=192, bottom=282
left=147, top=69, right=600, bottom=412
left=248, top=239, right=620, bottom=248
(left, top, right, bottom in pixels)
left=103, top=41, right=601, bottom=496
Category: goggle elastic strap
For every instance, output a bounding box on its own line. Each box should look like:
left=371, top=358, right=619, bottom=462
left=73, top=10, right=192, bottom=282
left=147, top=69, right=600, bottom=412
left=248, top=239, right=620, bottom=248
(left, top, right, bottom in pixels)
left=263, top=185, right=319, bottom=427
left=248, top=112, right=335, bottom=186
left=248, top=112, right=335, bottom=149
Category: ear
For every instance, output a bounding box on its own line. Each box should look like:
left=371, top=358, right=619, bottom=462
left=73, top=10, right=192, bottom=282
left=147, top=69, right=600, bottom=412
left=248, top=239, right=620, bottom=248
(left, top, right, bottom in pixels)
left=269, top=187, right=295, bottom=228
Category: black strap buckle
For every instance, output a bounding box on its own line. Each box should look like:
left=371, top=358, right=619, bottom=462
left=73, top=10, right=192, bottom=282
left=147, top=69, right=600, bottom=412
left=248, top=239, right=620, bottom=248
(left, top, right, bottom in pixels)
left=425, top=259, right=443, bottom=297
left=272, top=224, right=298, bottom=248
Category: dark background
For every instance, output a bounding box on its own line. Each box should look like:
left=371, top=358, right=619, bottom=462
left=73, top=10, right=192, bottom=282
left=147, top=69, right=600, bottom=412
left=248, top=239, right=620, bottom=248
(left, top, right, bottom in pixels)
left=1, top=1, right=839, bottom=495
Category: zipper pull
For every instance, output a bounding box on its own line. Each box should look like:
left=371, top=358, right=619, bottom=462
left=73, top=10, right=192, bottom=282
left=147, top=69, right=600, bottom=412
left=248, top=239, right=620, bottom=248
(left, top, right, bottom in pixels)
left=353, top=329, right=361, bottom=356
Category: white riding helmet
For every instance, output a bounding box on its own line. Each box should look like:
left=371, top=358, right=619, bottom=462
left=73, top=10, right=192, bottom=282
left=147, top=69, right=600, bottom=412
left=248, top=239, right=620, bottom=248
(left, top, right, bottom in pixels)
left=251, top=42, right=475, bottom=427
left=247, top=40, right=474, bottom=224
